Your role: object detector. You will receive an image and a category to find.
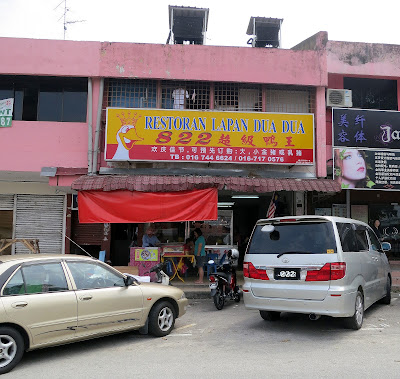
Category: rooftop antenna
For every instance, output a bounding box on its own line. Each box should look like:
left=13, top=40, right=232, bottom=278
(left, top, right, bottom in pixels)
left=55, top=0, right=86, bottom=40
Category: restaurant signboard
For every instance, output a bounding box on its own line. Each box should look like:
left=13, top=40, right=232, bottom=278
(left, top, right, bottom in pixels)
left=105, top=108, right=314, bottom=165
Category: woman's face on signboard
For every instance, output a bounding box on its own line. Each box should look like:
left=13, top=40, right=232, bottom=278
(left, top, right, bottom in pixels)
left=341, top=149, right=366, bottom=182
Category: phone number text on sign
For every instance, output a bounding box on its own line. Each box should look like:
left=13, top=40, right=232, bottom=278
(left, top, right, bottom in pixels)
left=126, top=145, right=313, bottom=165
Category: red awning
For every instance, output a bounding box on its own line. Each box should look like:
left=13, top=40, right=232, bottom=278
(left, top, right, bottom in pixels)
left=78, top=188, right=218, bottom=224
left=72, top=175, right=341, bottom=193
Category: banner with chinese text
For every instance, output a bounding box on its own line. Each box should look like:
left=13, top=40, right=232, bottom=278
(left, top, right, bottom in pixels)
left=333, top=108, right=400, bottom=190
left=0, top=98, right=13, bottom=128
left=105, top=108, right=314, bottom=165
left=333, top=108, right=400, bottom=149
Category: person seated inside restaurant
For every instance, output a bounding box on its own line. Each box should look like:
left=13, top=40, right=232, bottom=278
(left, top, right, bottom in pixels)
left=183, top=238, right=194, bottom=255
left=142, top=226, right=161, bottom=247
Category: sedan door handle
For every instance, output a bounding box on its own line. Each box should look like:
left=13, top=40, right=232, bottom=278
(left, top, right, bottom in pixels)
left=12, top=302, right=28, bottom=308
left=79, top=295, right=93, bottom=301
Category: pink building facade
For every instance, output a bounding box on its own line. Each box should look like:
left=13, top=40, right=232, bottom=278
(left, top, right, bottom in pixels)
left=0, top=31, right=339, bottom=257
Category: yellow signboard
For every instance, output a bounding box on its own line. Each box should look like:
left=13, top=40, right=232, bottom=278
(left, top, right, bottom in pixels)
left=105, top=108, right=314, bottom=165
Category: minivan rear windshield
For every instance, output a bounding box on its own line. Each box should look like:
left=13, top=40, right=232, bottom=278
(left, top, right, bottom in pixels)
left=247, top=221, right=337, bottom=255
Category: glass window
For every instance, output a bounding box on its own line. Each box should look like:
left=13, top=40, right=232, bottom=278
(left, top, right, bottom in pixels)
left=161, top=81, right=210, bottom=110
left=344, top=77, right=398, bottom=111
left=367, top=227, right=381, bottom=251
left=3, top=270, right=24, bottom=295
left=67, top=261, right=125, bottom=290
left=248, top=220, right=337, bottom=255
left=214, top=83, right=262, bottom=112
left=38, top=91, right=63, bottom=121
left=355, top=225, right=369, bottom=251
left=0, top=75, right=87, bottom=122
left=107, top=79, right=157, bottom=108
left=337, top=222, right=359, bottom=252
left=3, top=263, right=69, bottom=295
left=145, top=222, right=186, bottom=244
left=63, top=91, right=87, bottom=122
left=191, top=210, right=233, bottom=245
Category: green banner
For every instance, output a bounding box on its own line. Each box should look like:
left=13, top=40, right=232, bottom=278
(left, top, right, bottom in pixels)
left=0, top=98, right=13, bottom=128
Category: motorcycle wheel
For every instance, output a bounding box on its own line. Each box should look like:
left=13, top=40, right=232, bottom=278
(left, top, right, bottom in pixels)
left=213, top=288, right=225, bottom=310
left=234, top=292, right=240, bottom=303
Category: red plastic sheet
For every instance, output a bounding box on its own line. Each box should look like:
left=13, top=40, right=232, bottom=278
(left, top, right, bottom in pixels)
left=77, top=188, right=218, bottom=223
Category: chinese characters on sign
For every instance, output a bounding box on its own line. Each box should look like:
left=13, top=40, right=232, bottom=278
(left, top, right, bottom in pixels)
left=333, top=108, right=400, bottom=191
left=333, top=108, right=400, bottom=149
left=0, top=98, right=13, bottom=128
left=105, top=108, right=314, bottom=165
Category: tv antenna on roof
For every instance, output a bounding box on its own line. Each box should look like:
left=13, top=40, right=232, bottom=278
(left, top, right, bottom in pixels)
left=55, top=0, right=86, bottom=39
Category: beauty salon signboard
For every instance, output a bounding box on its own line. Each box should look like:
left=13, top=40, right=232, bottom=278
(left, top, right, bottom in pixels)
left=333, top=108, right=400, bottom=149
left=0, top=98, right=13, bottom=128
left=105, top=108, right=314, bottom=165
left=333, top=108, right=400, bottom=190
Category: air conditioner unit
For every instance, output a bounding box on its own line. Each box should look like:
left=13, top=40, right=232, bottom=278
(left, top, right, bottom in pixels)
left=326, top=89, right=352, bottom=108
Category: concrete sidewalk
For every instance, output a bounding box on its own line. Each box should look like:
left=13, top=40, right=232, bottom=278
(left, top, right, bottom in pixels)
left=172, top=262, right=400, bottom=299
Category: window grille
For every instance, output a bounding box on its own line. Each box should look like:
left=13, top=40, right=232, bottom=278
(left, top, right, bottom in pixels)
left=105, top=79, right=157, bottom=109
left=214, top=83, right=262, bottom=112
left=265, top=86, right=315, bottom=114
left=161, top=81, right=210, bottom=110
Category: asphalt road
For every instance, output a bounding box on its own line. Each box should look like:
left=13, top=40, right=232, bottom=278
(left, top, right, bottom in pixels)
left=6, top=294, right=400, bottom=379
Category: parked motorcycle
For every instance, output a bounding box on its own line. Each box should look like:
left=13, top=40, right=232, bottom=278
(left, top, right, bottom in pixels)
left=208, top=249, right=241, bottom=310
left=148, top=262, right=170, bottom=285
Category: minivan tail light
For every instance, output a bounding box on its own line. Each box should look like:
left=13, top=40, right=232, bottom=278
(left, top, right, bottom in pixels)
left=306, top=262, right=346, bottom=281
left=243, top=262, right=269, bottom=280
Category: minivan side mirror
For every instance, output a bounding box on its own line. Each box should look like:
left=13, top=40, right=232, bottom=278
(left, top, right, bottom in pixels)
left=381, top=242, right=391, bottom=252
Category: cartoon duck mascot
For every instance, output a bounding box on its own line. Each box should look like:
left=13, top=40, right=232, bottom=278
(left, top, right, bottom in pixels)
left=112, top=112, right=144, bottom=160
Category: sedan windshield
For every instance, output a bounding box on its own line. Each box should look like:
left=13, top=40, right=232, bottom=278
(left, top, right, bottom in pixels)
left=248, top=221, right=337, bottom=255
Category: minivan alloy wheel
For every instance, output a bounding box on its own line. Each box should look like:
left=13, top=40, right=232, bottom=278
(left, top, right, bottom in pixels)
left=345, top=290, right=364, bottom=330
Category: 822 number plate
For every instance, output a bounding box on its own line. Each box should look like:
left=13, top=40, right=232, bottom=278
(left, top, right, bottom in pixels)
left=274, top=268, right=300, bottom=280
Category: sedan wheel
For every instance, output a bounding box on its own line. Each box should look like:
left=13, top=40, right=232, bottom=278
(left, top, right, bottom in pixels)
left=345, top=290, right=364, bottom=330
left=0, top=327, right=24, bottom=374
left=149, top=301, right=176, bottom=337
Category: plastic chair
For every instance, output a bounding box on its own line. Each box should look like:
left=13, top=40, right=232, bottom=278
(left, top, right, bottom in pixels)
left=206, top=253, right=219, bottom=277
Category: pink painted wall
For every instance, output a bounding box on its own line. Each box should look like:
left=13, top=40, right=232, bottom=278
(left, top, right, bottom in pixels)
left=99, top=42, right=327, bottom=86
left=0, top=38, right=101, bottom=77
left=0, top=37, right=328, bottom=177
left=0, top=121, right=88, bottom=171
left=327, top=41, right=400, bottom=77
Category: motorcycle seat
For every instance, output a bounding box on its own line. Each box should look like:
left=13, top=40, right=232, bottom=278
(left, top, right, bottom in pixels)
left=214, top=271, right=229, bottom=280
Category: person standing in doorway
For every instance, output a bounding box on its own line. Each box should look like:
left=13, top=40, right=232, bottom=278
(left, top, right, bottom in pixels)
left=193, top=228, right=206, bottom=284
left=371, top=219, right=383, bottom=240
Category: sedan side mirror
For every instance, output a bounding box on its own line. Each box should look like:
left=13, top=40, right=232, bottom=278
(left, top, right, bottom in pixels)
left=124, top=276, right=135, bottom=286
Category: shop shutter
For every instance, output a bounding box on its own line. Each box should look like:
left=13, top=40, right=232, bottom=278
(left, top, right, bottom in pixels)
left=71, top=212, right=104, bottom=245
left=14, top=195, right=65, bottom=254
left=0, top=195, right=14, bottom=210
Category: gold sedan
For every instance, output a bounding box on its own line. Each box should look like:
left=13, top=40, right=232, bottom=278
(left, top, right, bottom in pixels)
left=0, top=254, right=188, bottom=374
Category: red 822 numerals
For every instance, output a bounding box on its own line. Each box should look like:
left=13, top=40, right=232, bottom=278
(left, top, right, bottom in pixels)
left=155, top=131, right=212, bottom=145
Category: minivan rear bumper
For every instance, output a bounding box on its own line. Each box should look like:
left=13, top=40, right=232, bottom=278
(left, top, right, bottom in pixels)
left=243, top=288, right=357, bottom=317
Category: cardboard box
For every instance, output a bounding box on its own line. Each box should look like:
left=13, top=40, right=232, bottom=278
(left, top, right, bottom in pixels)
left=113, top=266, right=138, bottom=276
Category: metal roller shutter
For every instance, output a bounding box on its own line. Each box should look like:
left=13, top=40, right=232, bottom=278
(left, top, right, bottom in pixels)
left=14, top=195, right=65, bottom=254
left=0, top=195, right=14, bottom=210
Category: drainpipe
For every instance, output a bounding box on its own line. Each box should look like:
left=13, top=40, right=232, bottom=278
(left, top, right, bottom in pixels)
left=87, top=78, right=93, bottom=175
left=92, top=78, right=104, bottom=174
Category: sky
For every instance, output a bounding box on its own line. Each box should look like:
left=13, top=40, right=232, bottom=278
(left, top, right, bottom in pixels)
left=0, top=0, right=399, bottom=49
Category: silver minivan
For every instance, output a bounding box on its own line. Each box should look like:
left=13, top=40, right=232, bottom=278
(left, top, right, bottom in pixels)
left=242, top=216, right=392, bottom=329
